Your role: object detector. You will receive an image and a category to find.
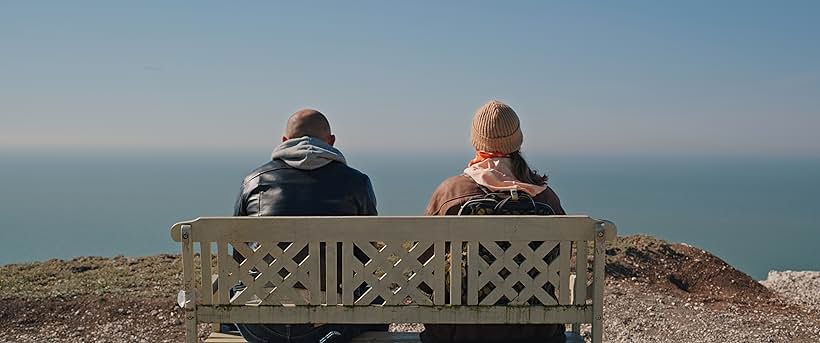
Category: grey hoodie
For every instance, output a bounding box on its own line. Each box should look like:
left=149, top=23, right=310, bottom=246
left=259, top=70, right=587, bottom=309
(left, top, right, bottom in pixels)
left=270, top=136, right=347, bottom=170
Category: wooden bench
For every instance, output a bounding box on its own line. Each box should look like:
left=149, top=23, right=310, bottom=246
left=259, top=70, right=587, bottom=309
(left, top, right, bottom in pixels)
left=170, top=216, right=616, bottom=343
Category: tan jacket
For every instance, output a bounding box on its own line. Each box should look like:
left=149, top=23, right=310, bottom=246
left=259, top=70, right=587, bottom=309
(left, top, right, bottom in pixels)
left=425, top=174, right=566, bottom=216
left=421, top=174, right=568, bottom=343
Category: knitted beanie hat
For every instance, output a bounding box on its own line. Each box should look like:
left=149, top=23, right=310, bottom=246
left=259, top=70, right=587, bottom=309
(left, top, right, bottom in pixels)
left=470, top=100, right=523, bottom=154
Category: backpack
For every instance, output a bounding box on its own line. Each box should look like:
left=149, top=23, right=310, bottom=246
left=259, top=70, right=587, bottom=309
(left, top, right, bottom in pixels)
left=457, top=187, right=555, bottom=216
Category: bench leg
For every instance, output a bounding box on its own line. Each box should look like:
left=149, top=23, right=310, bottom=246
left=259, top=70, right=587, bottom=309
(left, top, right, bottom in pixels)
left=185, top=310, right=198, bottom=343
left=181, top=224, right=199, bottom=343
left=592, top=223, right=606, bottom=343
left=183, top=305, right=198, bottom=343
left=592, top=315, right=602, bottom=343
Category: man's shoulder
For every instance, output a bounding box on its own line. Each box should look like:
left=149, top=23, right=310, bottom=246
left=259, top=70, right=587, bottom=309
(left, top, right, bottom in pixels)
left=241, top=160, right=289, bottom=185
left=242, top=160, right=371, bottom=185
left=337, top=162, right=371, bottom=180
left=326, top=162, right=374, bottom=190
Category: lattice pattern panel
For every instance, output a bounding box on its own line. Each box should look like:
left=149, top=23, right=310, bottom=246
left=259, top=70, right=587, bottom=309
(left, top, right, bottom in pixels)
left=221, top=241, right=320, bottom=305
left=467, top=241, right=566, bottom=305
left=345, top=241, right=445, bottom=305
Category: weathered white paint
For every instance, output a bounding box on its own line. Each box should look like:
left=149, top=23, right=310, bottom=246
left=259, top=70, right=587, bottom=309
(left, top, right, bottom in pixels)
left=171, top=216, right=616, bottom=343
left=170, top=216, right=616, bottom=242
left=572, top=241, right=589, bottom=334
left=201, top=242, right=213, bottom=305
left=181, top=225, right=198, bottom=343
left=592, top=223, right=607, bottom=343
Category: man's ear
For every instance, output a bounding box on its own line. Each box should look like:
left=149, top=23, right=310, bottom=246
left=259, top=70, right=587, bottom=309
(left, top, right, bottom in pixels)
left=282, top=136, right=289, bottom=142
left=327, top=134, right=336, bottom=146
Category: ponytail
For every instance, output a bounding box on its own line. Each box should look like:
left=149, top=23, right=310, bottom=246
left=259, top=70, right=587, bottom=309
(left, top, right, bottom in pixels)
left=509, top=151, right=548, bottom=186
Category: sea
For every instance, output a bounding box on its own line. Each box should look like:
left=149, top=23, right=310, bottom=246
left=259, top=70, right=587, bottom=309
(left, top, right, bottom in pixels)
left=1, top=151, right=818, bottom=280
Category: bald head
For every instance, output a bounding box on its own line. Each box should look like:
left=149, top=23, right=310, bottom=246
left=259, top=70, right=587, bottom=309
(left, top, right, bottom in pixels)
left=283, top=109, right=336, bottom=145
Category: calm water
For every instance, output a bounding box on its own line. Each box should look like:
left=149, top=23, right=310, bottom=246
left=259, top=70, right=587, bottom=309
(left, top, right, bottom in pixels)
left=1, top=151, right=818, bottom=279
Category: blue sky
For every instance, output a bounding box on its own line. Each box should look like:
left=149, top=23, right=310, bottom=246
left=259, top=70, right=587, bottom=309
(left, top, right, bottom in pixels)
left=2, top=1, right=819, bottom=156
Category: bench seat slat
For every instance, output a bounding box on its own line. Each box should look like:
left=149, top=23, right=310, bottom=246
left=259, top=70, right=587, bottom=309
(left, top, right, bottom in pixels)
left=196, top=305, right=592, bottom=325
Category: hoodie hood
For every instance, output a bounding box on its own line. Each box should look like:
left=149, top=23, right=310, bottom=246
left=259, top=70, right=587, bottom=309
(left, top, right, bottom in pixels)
left=271, top=136, right=347, bottom=170
left=463, top=157, right=547, bottom=197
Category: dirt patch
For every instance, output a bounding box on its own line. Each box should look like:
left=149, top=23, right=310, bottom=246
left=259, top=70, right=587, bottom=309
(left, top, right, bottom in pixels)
left=603, top=235, right=775, bottom=305
left=0, top=295, right=201, bottom=342
left=0, top=254, right=212, bottom=343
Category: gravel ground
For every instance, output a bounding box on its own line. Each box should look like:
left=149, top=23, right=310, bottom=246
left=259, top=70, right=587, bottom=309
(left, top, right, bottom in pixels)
left=596, top=278, right=820, bottom=343
left=761, top=271, right=820, bottom=312
left=1, top=238, right=818, bottom=342
left=388, top=274, right=820, bottom=343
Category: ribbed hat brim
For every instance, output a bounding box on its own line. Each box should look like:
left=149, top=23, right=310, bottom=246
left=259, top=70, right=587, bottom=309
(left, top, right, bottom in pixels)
left=470, top=129, right=523, bottom=154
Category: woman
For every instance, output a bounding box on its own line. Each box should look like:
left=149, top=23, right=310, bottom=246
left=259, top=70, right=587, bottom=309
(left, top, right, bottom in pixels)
left=421, top=100, right=569, bottom=343
left=425, top=100, right=564, bottom=217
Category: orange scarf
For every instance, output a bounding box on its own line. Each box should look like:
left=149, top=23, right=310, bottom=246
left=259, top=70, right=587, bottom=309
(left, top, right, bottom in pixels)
left=468, top=151, right=509, bottom=166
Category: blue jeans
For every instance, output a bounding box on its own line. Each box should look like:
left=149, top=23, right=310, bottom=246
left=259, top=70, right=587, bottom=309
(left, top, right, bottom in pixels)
left=563, top=332, right=584, bottom=343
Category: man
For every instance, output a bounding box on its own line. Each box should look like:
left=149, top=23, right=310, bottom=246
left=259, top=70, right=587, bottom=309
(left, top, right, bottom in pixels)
left=234, top=109, right=376, bottom=217
left=232, top=109, right=379, bottom=343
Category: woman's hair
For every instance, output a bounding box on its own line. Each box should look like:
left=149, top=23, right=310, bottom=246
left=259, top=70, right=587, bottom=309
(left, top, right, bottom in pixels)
left=509, top=151, right=548, bottom=186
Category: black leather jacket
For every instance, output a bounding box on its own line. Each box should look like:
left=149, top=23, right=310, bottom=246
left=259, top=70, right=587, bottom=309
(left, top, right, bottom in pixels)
left=231, top=158, right=382, bottom=339
left=234, top=159, right=377, bottom=216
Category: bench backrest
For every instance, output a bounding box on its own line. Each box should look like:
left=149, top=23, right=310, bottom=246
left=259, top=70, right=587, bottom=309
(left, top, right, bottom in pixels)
left=170, top=216, right=615, bottom=340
